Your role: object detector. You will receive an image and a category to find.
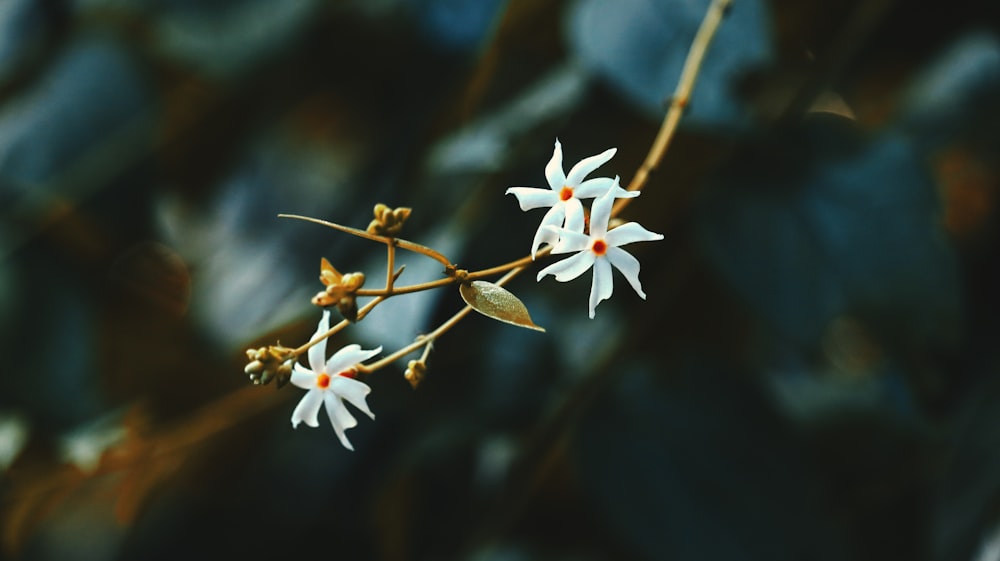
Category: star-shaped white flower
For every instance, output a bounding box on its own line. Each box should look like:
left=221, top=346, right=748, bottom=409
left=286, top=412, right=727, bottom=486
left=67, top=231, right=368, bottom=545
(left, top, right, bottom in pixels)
left=537, top=178, right=663, bottom=318
left=506, top=139, right=637, bottom=258
left=290, top=310, right=381, bottom=450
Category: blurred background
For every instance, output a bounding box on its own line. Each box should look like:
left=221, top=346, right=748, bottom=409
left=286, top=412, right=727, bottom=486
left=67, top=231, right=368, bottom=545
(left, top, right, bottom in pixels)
left=2, top=0, right=1000, bottom=559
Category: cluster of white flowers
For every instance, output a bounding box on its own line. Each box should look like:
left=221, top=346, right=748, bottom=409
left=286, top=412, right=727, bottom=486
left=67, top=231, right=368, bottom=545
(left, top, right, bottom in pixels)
left=291, top=140, right=663, bottom=449
left=508, top=139, right=664, bottom=319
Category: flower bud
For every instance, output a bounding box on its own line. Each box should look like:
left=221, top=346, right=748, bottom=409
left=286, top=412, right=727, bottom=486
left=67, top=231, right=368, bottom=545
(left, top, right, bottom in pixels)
left=315, top=268, right=365, bottom=308
left=312, top=290, right=336, bottom=307
left=336, top=295, right=359, bottom=322
left=275, top=360, right=294, bottom=389
left=367, top=204, right=412, bottom=237
left=341, top=272, right=365, bottom=292
left=245, top=360, right=265, bottom=384
left=243, top=344, right=295, bottom=386
left=404, top=360, right=426, bottom=389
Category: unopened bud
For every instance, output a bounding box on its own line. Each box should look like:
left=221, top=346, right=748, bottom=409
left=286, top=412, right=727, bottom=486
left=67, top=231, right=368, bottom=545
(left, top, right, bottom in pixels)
left=336, top=295, right=359, bottom=322
left=367, top=204, right=412, bottom=237
left=404, top=360, right=426, bottom=389
left=243, top=344, right=295, bottom=386
left=275, top=361, right=294, bottom=389
left=391, top=206, right=411, bottom=224
left=315, top=271, right=365, bottom=308
left=341, top=272, right=365, bottom=291
left=312, top=290, right=336, bottom=307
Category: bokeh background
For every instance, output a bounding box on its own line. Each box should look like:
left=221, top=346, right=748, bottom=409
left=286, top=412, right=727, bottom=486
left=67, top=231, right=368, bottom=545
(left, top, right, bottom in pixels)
left=2, top=0, right=1000, bottom=559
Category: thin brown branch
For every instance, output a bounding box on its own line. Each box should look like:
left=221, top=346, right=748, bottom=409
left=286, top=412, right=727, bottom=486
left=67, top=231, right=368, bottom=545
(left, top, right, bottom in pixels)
left=278, top=214, right=453, bottom=268
left=613, top=0, right=733, bottom=217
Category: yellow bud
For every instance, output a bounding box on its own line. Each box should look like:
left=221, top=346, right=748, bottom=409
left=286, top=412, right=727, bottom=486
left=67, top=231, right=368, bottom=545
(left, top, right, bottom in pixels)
left=404, top=360, right=426, bottom=389
left=342, top=272, right=366, bottom=291
left=367, top=204, right=412, bottom=236
left=316, top=269, right=364, bottom=307
left=392, top=207, right=412, bottom=224
left=245, top=345, right=295, bottom=386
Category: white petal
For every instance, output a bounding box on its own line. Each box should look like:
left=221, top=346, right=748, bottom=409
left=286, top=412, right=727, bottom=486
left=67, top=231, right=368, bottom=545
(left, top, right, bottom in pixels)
left=545, top=139, right=566, bottom=190
left=290, top=363, right=315, bottom=389
left=531, top=227, right=560, bottom=260
left=536, top=250, right=596, bottom=283
left=530, top=204, right=566, bottom=258
left=562, top=197, right=585, bottom=234
left=588, top=178, right=618, bottom=238
left=324, top=393, right=358, bottom=451
left=588, top=257, right=614, bottom=319
left=505, top=187, right=559, bottom=211
left=565, top=147, right=616, bottom=186
left=330, top=376, right=375, bottom=420
left=605, top=222, right=664, bottom=247
left=307, top=310, right=331, bottom=373
left=572, top=176, right=616, bottom=199
left=550, top=228, right=591, bottom=254
left=291, top=389, right=323, bottom=428
left=606, top=246, right=646, bottom=299
left=325, top=344, right=382, bottom=376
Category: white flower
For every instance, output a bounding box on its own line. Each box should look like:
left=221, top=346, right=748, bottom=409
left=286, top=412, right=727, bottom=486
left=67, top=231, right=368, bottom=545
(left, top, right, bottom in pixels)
left=290, top=310, right=381, bottom=450
left=536, top=178, right=663, bottom=319
left=506, top=139, right=637, bottom=258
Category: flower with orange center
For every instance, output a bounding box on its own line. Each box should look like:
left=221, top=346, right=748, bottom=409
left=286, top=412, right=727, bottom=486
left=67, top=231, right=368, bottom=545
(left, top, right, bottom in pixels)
left=506, top=139, right=636, bottom=259
left=290, top=310, right=382, bottom=450
left=537, top=178, right=663, bottom=318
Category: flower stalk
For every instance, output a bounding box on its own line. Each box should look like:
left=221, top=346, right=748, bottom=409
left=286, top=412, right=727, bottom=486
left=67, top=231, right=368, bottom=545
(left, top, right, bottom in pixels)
left=614, top=0, right=733, bottom=216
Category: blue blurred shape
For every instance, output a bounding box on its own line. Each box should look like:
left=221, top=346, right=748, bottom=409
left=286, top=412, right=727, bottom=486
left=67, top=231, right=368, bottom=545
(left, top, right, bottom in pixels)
left=0, top=0, right=46, bottom=81
left=566, top=0, right=771, bottom=127
left=697, top=117, right=962, bottom=349
left=900, top=30, right=1000, bottom=151
left=407, top=0, right=508, bottom=52
left=0, top=35, right=153, bottom=203
left=151, top=0, right=319, bottom=77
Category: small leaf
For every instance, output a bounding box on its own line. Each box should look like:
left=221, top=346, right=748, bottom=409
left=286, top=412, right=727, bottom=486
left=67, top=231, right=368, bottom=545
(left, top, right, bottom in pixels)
left=460, top=281, right=545, bottom=332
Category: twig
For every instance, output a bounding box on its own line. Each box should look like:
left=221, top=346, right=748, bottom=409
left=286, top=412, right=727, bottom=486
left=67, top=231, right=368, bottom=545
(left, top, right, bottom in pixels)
left=613, top=0, right=733, bottom=217
left=279, top=213, right=454, bottom=268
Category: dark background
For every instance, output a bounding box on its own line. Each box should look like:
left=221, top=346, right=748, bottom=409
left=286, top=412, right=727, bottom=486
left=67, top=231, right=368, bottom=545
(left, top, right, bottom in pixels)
left=2, top=0, right=1000, bottom=559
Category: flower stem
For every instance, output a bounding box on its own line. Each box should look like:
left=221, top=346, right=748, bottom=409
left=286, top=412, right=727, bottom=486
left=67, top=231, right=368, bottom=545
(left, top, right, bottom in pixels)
left=613, top=0, right=732, bottom=217
left=279, top=213, right=453, bottom=268
left=357, top=265, right=528, bottom=373
left=467, top=248, right=550, bottom=280
left=293, top=296, right=386, bottom=357
left=385, top=241, right=396, bottom=292
left=353, top=247, right=551, bottom=297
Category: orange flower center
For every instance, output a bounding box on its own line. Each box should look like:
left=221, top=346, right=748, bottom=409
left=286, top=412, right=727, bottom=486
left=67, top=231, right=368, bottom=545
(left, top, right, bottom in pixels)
left=559, top=186, right=573, bottom=201
left=592, top=239, right=607, bottom=255
left=317, top=368, right=358, bottom=388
